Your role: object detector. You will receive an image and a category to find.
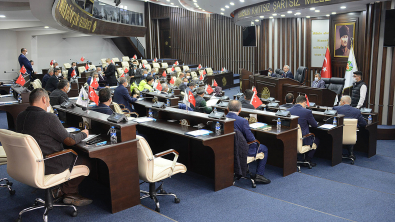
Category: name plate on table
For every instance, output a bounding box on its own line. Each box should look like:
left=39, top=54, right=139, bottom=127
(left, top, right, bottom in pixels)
left=208, top=111, right=226, bottom=119
left=324, top=110, right=338, bottom=116
left=107, top=113, right=128, bottom=123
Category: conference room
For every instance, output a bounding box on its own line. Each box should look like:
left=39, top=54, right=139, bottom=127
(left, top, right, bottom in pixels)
left=0, top=0, right=395, bottom=221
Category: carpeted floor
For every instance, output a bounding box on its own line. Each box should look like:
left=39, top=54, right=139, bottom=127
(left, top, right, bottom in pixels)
left=1, top=92, right=395, bottom=221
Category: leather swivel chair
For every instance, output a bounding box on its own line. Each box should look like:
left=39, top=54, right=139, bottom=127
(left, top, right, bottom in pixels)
left=116, top=67, right=124, bottom=78
left=122, top=56, right=130, bottom=62
left=77, top=66, right=86, bottom=75
left=136, top=135, right=186, bottom=212
left=101, top=59, right=107, bottom=68
left=34, top=79, right=42, bottom=88
left=182, top=66, right=189, bottom=71
left=0, top=129, right=89, bottom=222
left=296, top=125, right=317, bottom=172
left=327, top=77, right=345, bottom=95
left=161, top=63, right=168, bottom=68
left=294, top=66, right=307, bottom=84
left=121, top=62, right=129, bottom=70
left=342, top=119, right=358, bottom=164
left=205, top=68, right=214, bottom=75
left=321, top=78, right=330, bottom=89
left=145, top=64, right=152, bottom=72
left=0, top=145, right=15, bottom=195
left=174, top=66, right=182, bottom=73
left=152, top=63, right=160, bottom=69
left=141, top=59, right=148, bottom=65
left=112, top=57, right=120, bottom=62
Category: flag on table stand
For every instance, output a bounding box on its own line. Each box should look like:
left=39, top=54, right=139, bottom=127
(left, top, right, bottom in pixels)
left=305, top=94, right=310, bottom=107
left=133, top=55, right=137, bottom=60
left=16, top=74, right=25, bottom=86
left=76, top=86, right=89, bottom=108
left=250, top=91, right=262, bottom=109
left=85, top=63, right=89, bottom=70
left=202, top=70, right=206, bottom=75
left=111, top=60, right=114, bottom=64
left=212, top=79, right=218, bottom=87
left=321, top=47, right=332, bottom=78
left=154, top=58, right=157, bottom=62
left=80, top=57, right=85, bottom=62
left=182, top=90, right=190, bottom=111
left=344, top=46, right=358, bottom=89
left=88, top=86, right=99, bottom=105
left=156, top=81, right=162, bottom=91
left=142, top=63, right=146, bottom=69
left=252, top=86, right=257, bottom=95
left=170, top=77, right=175, bottom=85
left=91, top=78, right=99, bottom=89
left=139, top=63, right=142, bottom=69
left=175, top=61, right=179, bottom=66
left=20, top=65, right=26, bottom=74
left=71, top=69, right=77, bottom=78
left=198, top=64, right=202, bottom=69
left=199, top=74, right=204, bottom=81
left=162, top=71, right=167, bottom=77
left=120, top=72, right=125, bottom=78
left=124, top=67, right=129, bottom=73
left=171, top=66, right=175, bottom=72
left=188, top=90, right=196, bottom=107
left=50, top=60, right=54, bottom=66
left=221, top=67, right=224, bottom=72
left=206, top=84, right=214, bottom=94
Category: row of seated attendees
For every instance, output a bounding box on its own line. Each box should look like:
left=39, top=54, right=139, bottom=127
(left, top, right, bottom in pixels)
left=267, top=65, right=294, bottom=79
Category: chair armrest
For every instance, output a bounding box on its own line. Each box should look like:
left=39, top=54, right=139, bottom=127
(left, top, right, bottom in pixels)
left=154, top=149, right=179, bottom=177
left=40, top=149, right=79, bottom=180
left=302, top=133, right=315, bottom=140
left=247, top=139, right=260, bottom=146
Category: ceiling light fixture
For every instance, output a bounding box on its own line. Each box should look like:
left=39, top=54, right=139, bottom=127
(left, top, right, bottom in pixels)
left=44, top=26, right=49, bottom=28
left=272, top=13, right=277, bottom=16
left=221, top=8, right=225, bottom=11
left=230, top=2, right=234, bottom=5
left=0, top=15, right=5, bottom=18
left=310, top=7, right=315, bottom=10
left=281, top=14, right=285, bottom=17
left=306, top=16, right=310, bottom=18
left=171, top=3, right=174, bottom=5
left=260, top=16, right=264, bottom=18
left=220, top=12, right=224, bottom=15
left=332, top=12, right=336, bottom=14
left=225, top=5, right=229, bottom=8
left=326, top=14, right=330, bottom=16
left=287, top=11, right=292, bottom=13
left=269, top=16, right=273, bottom=18
left=255, top=19, right=259, bottom=22
left=240, top=0, right=244, bottom=2
left=315, top=10, right=320, bottom=12
left=341, top=6, right=346, bottom=9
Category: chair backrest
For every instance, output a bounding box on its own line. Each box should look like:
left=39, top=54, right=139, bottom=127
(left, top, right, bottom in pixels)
left=122, top=56, right=130, bottom=62
left=175, top=67, right=182, bottom=72
left=183, top=66, right=189, bottom=71
left=321, top=78, right=330, bottom=88
left=121, top=62, right=129, bottom=69
left=101, top=59, right=107, bottom=67
left=34, top=79, right=42, bottom=88
left=152, top=63, right=160, bottom=68
left=275, top=68, right=281, bottom=74
left=112, top=57, right=119, bottom=62
left=295, top=66, right=307, bottom=84
left=77, top=66, right=86, bottom=74
left=343, top=119, right=358, bottom=145
left=206, top=68, right=213, bottom=75
left=63, top=63, right=71, bottom=69
left=112, top=102, right=124, bottom=114
left=191, top=71, right=197, bottom=78
left=31, top=81, right=39, bottom=89
left=166, top=68, right=173, bottom=73
left=328, top=77, right=345, bottom=95
left=145, top=64, right=152, bottom=71
left=136, top=135, right=154, bottom=181
left=141, top=60, right=148, bottom=64
left=0, top=129, right=45, bottom=188
left=297, top=125, right=315, bottom=154
left=89, top=65, right=96, bottom=70
left=116, top=67, right=124, bottom=78
left=161, top=63, right=168, bottom=68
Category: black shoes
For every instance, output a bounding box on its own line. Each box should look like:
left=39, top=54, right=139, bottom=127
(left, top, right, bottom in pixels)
left=255, top=174, right=271, bottom=184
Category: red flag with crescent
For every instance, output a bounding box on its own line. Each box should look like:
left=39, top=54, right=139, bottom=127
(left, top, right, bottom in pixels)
left=16, top=74, right=26, bottom=86
left=89, top=86, right=99, bottom=105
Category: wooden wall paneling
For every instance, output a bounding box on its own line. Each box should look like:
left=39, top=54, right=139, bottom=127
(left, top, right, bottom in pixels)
left=277, top=19, right=281, bottom=69
left=291, top=18, right=295, bottom=78
left=282, top=18, right=286, bottom=68
left=363, top=4, right=374, bottom=87
left=286, top=18, right=290, bottom=69
left=388, top=48, right=395, bottom=125
left=272, top=19, right=275, bottom=70
left=265, top=20, right=269, bottom=69
left=301, top=18, right=305, bottom=67
left=369, top=2, right=382, bottom=111
left=296, top=18, right=300, bottom=77
left=306, top=18, right=311, bottom=82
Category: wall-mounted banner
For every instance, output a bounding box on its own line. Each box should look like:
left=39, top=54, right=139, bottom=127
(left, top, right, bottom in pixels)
left=311, top=19, right=329, bottom=67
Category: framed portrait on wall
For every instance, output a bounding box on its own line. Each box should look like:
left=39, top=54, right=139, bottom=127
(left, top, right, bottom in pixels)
left=334, top=22, right=355, bottom=57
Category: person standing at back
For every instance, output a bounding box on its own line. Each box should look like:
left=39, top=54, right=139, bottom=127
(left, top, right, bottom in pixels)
left=104, top=58, right=117, bottom=86
left=351, top=71, right=367, bottom=108
left=18, top=48, right=33, bottom=76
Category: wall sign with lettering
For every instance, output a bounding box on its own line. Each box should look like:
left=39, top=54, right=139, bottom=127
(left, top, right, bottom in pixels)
left=311, top=19, right=329, bottom=67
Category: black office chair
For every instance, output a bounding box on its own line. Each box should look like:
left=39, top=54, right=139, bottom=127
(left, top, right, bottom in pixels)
left=327, top=77, right=345, bottom=95
left=294, top=66, right=307, bottom=84
left=321, top=78, right=330, bottom=88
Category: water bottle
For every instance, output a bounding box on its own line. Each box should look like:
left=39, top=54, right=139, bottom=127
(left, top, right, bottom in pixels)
left=18, top=94, right=22, bottom=103
left=277, top=118, right=281, bottom=131
left=264, top=107, right=266, bottom=112
left=215, top=122, right=221, bottom=135
left=166, top=99, right=170, bottom=107
left=213, top=107, right=217, bottom=113
left=9, top=87, right=13, bottom=94
left=140, top=93, right=143, bottom=98
left=368, top=115, right=372, bottom=124
left=148, top=108, right=153, bottom=118
left=235, top=96, right=238, bottom=100
left=110, top=126, right=117, bottom=144
left=54, top=109, right=58, bottom=117
left=333, top=117, right=337, bottom=126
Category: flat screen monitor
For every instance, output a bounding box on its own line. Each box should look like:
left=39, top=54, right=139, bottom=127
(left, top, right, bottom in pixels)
left=384, top=9, right=395, bottom=47
left=243, top=26, right=256, bottom=47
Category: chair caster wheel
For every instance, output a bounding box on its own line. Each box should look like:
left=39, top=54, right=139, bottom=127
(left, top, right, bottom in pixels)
left=252, top=183, right=256, bottom=188
left=308, top=165, right=312, bottom=169
left=351, top=161, right=355, bottom=165
left=8, top=182, right=13, bottom=186
left=9, top=190, right=15, bottom=195
left=174, top=198, right=180, bottom=203
left=71, top=210, right=78, bottom=217
left=16, top=217, right=21, bottom=222
left=158, top=189, right=166, bottom=194
left=155, top=207, right=160, bottom=213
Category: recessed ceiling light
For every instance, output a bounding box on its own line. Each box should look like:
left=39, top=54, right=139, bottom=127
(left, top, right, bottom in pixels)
left=341, top=6, right=346, bottom=9
left=171, top=3, right=174, bottom=5
left=272, top=13, right=277, bottom=16
left=332, top=12, right=336, bottom=14
left=281, top=15, right=285, bottom=17
left=240, top=0, right=244, bottom=2
left=166, top=0, right=170, bottom=2
left=225, top=5, right=229, bottom=8
left=310, top=8, right=315, bottom=10
left=260, top=16, right=264, bottom=18
left=315, top=10, right=320, bottom=12
left=193, top=0, right=197, bottom=2
left=326, top=14, right=330, bottom=16
left=287, top=11, right=292, bottom=13
left=295, top=12, right=301, bottom=15
left=221, top=8, right=225, bottom=11
left=269, top=16, right=273, bottom=18
left=44, top=26, right=49, bottom=28
left=202, top=9, right=205, bottom=11
left=255, top=19, right=259, bottom=22
left=0, top=15, right=5, bottom=18
left=306, top=16, right=310, bottom=18
left=220, top=12, right=224, bottom=15
left=230, top=2, right=234, bottom=5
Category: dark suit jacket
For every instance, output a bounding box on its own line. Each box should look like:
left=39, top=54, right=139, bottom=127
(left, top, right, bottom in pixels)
left=104, top=63, right=117, bottom=86
left=129, top=68, right=142, bottom=84
left=287, top=104, right=318, bottom=145
left=91, top=103, right=113, bottom=115
left=45, top=75, right=59, bottom=92
left=280, top=103, right=294, bottom=109
left=113, top=85, right=137, bottom=112
left=179, top=83, right=187, bottom=92
left=234, top=130, right=248, bottom=177
left=49, top=89, right=68, bottom=107
left=333, top=105, right=367, bottom=127
left=226, top=112, right=255, bottom=143
left=240, top=98, right=255, bottom=109
left=42, top=74, right=51, bottom=88
left=18, top=54, right=33, bottom=75
left=67, top=67, right=79, bottom=81
left=312, top=79, right=326, bottom=88
left=284, top=71, right=294, bottom=79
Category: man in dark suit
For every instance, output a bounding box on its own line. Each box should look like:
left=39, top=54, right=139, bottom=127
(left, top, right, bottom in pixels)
left=333, top=95, right=367, bottom=159
left=226, top=100, right=271, bottom=184
left=45, top=68, right=61, bottom=93
left=311, top=73, right=326, bottom=88
left=129, top=63, right=142, bottom=84
left=267, top=68, right=273, bottom=76
left=67, top=62, right=79, bottom=81
left=113, top=77, right=138, bottom=112
left=288, top=95, right=319, bottom=166
left=91, top=88, right=113, bottom=115
left=280, top=93, right=294, bottom=109
left=240, top=89, right=256, bottom=109
left=42, top=68, right=53, bottom=88
left=18, top=48, right=33, bottom=76
left=283, top=65, right=294, bottom=79
left=49, top=79, right=70, bottom=107
left=104, top=58, right=117, bottom=86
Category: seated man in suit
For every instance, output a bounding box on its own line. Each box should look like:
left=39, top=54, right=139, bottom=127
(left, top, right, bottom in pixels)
left=18, top=48, right=33, bottom=76
left=333, top=95, right=367, bottom=159
left=240, top=89, right=256, bottom=109
left=174, top=73, right=184, bottom=87
left=280, top=93, right=295, bottom=108
left=67, top=62, right=79, bottom=81
left=104, top=58, right=117, bottom=86
left=91, top=88, right=113, bottom=115
left=150, top=69, right=157, bottom=79
left=29, top=60, right=37, bottom=80
left=267, top=68, right=273, bottom=76
left=283, top=65, right=294, bottom=79
left=185, top=81, right=196, bottom=96
left=288, top=95, right=319, bottom=166
left=16, top=88, right=92, bottom=206
left=45, top=68, right=61, bottom=93
left=226, top=100, right=271, bottom=184
left=179, top=78, right=189, bottom=92
left=42, top=68, right=53, bottom=88
left=192, top=87, right=212, bottom=114
left=161, top=83, right=169, bottom=94
left=49, top=79, right=70, bottom=107
left=129, top=63, right=142, bottom=84
left=311, top=73, right=326, bottom=88
left=87, top=72, right=107, bottom=90
left=138, top=76, right=154, bottom=92
left=113, top=77, right=138, bottom=112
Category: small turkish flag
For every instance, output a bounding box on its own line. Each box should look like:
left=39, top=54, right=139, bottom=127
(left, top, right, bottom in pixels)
left=170, top=77, right=175, bottom=85
left=206, top=85, right=213, bottom=94
left=50, top=60, right=53, bottom=66
left=85, top=63, right=89, bottom=70
left=111, top=60, right=114, bottom=64
left=156, top=81, right=162, bottom=91
left=188, top=90, right=196, bottom=107
left=203, top=70, right=206, bottom=75
left=212, top=79, right=218, bottom=87
left=91, top=77, right=99, bottom=89
left=120, top=72, right=125, bottom=78
left=171, top=66, right=175, bottom=72
left=305, top=94, right=310, bottom=107
left=20, top=65, right=26, bottom=74
left=221, top=67, right=224, bottom=72
left=80, top=57, right=84, bottom=62
left=162, top=71, right=167, bottom=77
left=16, top=74, right=25, bottom=86
left=154, top=58, right=157, bottom=62
left=198, top=64, right=202, bottom=69
left=124, top=67, right=129, bottom=73
left=142, top=63, right=145, bottom=69
left=251, top=92, right=263, bottom=109
left=133, top=55, right=137, bottom=60
left=252, top=86, right=257, bottom=95
left=89, top=86, right=99, bottom=105
left=199, top=74, right=204, bottom=81
left=175, top=61, right=179, bottom=65
left=71, top=69, right=76, bottom=78
left=321, top=47, right=332, bottom=78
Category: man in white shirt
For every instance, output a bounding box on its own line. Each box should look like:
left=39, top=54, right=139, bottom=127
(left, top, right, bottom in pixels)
left=350, top=71, right=367, bottom=109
